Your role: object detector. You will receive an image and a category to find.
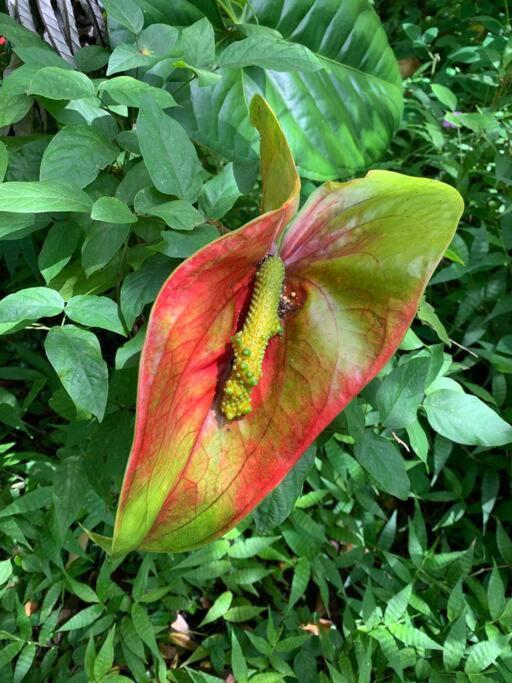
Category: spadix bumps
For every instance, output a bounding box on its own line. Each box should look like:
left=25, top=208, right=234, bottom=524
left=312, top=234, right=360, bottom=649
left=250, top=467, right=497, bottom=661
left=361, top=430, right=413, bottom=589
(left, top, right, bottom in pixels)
left=221, top=256, right=285, bottom=420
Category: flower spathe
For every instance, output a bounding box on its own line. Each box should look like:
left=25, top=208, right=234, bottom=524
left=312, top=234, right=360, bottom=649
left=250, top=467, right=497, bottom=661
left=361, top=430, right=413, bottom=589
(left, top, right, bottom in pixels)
left=110, top=96, right=464, bottom=555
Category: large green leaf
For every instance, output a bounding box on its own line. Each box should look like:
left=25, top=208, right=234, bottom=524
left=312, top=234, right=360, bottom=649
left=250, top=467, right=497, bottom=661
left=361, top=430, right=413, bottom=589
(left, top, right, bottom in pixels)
left=174, top=0, right=402, bottom=179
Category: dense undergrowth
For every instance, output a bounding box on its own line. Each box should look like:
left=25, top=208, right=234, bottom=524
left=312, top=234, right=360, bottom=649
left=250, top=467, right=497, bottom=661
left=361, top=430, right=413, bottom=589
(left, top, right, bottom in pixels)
left=0, top=0, right=511, bottom=681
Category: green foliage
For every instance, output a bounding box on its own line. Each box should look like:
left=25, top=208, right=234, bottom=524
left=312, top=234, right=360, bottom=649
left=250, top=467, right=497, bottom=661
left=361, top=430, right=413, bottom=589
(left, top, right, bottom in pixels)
left=0, top=0, right=511, bottom=681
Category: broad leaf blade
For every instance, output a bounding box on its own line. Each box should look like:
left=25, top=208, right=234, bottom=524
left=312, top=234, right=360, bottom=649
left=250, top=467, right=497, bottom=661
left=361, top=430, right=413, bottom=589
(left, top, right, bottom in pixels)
left=175, top=0, right=403, bottom=179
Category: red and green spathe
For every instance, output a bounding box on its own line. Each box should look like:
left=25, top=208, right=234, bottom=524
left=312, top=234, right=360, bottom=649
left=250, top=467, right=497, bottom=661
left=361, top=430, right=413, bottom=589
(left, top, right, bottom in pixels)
left=109, top=96, right=463, bottom=555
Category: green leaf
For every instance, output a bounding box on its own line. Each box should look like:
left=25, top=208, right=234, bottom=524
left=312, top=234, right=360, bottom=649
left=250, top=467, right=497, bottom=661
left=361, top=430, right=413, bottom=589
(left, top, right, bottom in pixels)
left=0, top=92, right=33, bottom=128
left=101, top=0, right=144, bottom=33
left=94, top=626, right=116, bottom=680
left=65, top=295, right=126, bottom=335
left=219, top=35, right=322, bottom=72
left=81, top=222, right=130, bottom=276
left=176, top=0, right=403, bottom=179
left=58, top=605, right=105, bottom=632
left=199, top=163, right=242, bottom=220
left=53, top=456, right=87, bottom=536
left=98, top=76, right=177, bottom=109
left=0, top=559, right=13, bottom=586
left=74, top=45, right=111, bottom=72
left=13, top=643, right=36, bottom=683
left=38, top=222, right=81, bottom=284
left=120, top=256, right=172, bottom=330
left=157, top=225, right=218, bottom=258
left=464, top=637, right=508, bottom=674
left=443, top=613, right=466, bottom=672
left=199, top=591, right=232, bottom=626
left=27, top=67, right=95, bottom=100
left=44, top=325, right=109, bottom=420
left=228, top=536, right=279, bottom=559
left=384, top=584, right=412, bottom=624
left=431, top=83, right=457, bottom=111
left=0, top=487, right=53, bottom=518
left=0, top=287, right=65, bottom=325
left=224, top=606, right=265, bottom=623
left=497, top=521, right=512, bottom=565
left=64, top=571, right=100, bottom=604
left=354, top=432, right=410, bottom=500
left=0, top=181, right=93, bottom=213
left=254, top=446, right=316, bottom=532
left=388, top=623, right=442, bottom=650
left=231, top=629, right=248, bottom=683
left=417, top=300, right=450, bottom=345
left=376, top=357, right=430, bottom=428
left=115, top=325, right=146, bottom=369
left=488, top=563, right=506, bottom=620
left=91, top=196, right=137, bottom=224
left=424, top=389, right=512, bottom=446
left=139, top=197, right=203, bottom=230
left=0, top=141, right=8, bottom=182
left=130, top=603, right=159, bottom=655
left=136, top=95, right=202, bottom=201
left=40, top=125, right=118, bottom=189
left=289, top=558, right=310, bottom=609
left=84, top=635, right=97, bottom=681
left=181, top=18, right=215, bottom=68
left=107, top=44, right=158, bottom=76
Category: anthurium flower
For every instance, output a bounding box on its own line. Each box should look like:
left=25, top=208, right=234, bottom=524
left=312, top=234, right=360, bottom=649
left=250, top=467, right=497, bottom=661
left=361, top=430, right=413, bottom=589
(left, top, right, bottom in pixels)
left=111, top=96, right=463, bottom=555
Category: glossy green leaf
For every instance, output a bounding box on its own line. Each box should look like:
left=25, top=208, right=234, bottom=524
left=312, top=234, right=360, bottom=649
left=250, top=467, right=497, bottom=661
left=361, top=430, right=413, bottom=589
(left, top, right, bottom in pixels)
left=181, top=17, right=215, bottom=68
left=135, top=190, right=204, bottom=230
left=219, top=35, right=322, bottom=72
left=40, top=125, right=118, bottom=189
left=0, top=181, right=93, bottom=213
left=81, top=222, right=130, bottom=276
left=38, top=222, right=81, bottom=284
left=137, top=95, right=202, bottom=201
left=464, top=637, right=508, bottom=674
left=424, top=389, right=512, bottom=446
left=98, top=76, right=177, bottom=109
left=0, top=287, right=64, bottom=326
left=120, top=255, right=173, bottom=330
left=198, top=163, right=241, bottom=220
left=91, top=197, right=137, bottom=224
left=0, top=141, right=8, bottom=182
left=65, top=295, right=126, bottom=335
left=199, top=591, right=233, bottom=626
left=388, top=623, right=442, bottom=650
left=175, top=0, right=403, bottom=179
left=107, top=44, right=158, bottom=75
left=157, top=225, right=218, bottom=258
left=58, top=605, right=105, bottom=632
left=28, top=67, right=95, bottom=100
left=0, top=92, right=34, bottom=128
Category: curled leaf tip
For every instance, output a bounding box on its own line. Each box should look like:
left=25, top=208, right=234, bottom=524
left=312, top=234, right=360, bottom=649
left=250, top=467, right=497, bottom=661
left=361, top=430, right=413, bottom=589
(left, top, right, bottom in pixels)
left=221, top=255, right=285, bottom=420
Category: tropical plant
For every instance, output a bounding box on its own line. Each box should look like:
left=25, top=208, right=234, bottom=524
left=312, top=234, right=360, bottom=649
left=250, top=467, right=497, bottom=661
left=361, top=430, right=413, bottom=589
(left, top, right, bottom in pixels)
left=0, top=0, right=511, bottom=680
left=110, top=94, right=465, bottom=555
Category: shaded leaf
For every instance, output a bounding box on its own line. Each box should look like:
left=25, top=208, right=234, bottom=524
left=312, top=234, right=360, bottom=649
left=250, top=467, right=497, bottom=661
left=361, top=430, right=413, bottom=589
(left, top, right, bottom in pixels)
left=44, top=325, right=108, bottom=420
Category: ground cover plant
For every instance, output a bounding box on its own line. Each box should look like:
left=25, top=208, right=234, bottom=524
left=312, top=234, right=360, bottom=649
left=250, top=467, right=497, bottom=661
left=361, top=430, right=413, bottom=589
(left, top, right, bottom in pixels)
left=0, top=0, right=511, bottom=681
